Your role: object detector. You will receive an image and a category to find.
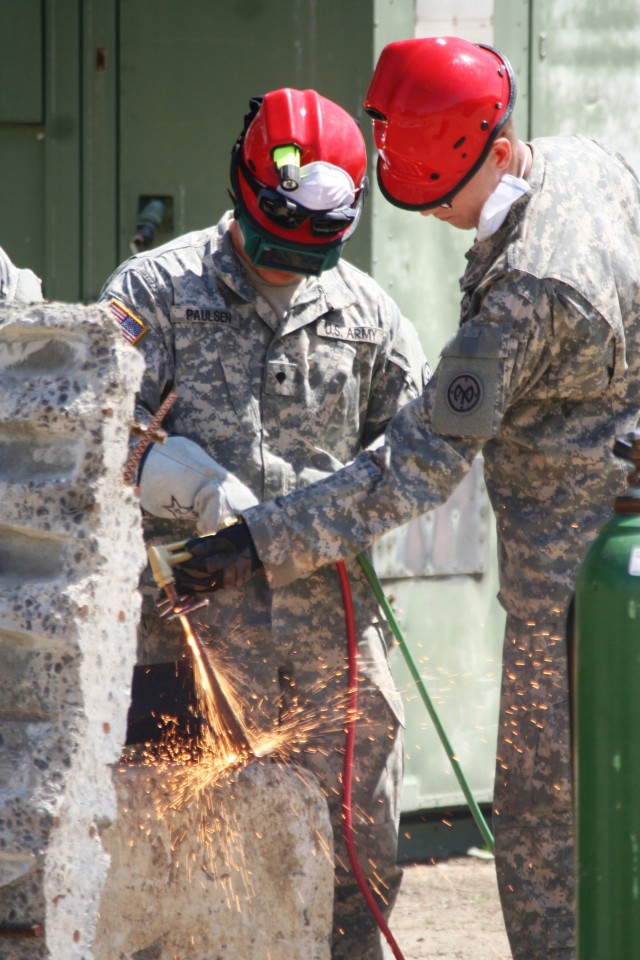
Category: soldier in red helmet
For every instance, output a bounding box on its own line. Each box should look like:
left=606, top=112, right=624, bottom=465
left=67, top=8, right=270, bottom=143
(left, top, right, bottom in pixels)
left=100, top=89, right=427, bottom=959
left=230, top=88, right=369, bottom=275
left=364, top=37, right=516, bottom=212
left=172, top=39, right=640, bottom=960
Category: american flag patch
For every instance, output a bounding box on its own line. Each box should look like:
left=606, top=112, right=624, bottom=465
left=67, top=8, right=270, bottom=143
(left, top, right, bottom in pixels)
left=108, top=298, right=148, bottom=344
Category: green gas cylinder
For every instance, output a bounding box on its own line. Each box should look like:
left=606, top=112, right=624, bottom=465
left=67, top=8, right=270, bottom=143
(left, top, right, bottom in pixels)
left=574, top=430, right=640, bottom=960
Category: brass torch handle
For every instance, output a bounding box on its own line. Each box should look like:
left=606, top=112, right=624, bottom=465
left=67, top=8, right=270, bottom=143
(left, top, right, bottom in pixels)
left=148, top=522, right=240, bottom=588
left=147, top=540, right=194, bottom=589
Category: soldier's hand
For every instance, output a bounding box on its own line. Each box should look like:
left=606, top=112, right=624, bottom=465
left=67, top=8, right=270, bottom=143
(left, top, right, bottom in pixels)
left=172, top=521, right=263, bottom=595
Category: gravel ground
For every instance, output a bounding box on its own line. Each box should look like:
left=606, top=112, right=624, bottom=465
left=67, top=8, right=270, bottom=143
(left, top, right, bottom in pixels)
left=389, top=855, right=512, bottom=960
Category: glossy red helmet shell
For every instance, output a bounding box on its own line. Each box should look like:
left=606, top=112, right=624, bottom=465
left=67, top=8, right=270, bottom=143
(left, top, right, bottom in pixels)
left=363, top=37, right=516, bottom=210
left=232, top=88, right=368, bottom=248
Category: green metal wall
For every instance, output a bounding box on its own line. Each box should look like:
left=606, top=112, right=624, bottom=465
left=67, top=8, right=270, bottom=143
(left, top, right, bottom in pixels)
left=0, top=0, right=378, bottom=301
left=530, top=0, right=640, bottom=160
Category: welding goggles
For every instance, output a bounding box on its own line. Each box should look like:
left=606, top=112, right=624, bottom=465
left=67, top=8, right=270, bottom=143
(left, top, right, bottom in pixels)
left=256, top=186, right=358, bottom=236
left=236, top=211, right=344, bottom=275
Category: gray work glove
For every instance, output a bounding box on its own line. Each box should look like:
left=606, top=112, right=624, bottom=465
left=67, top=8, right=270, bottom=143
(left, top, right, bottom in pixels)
left=138, top=435, right=258, bottom=533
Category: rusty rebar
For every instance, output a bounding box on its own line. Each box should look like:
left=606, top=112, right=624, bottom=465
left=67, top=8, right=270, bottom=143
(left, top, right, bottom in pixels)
left=123, top=390, right=178, bottom=486
left=0, top=922, right=43, bottom=938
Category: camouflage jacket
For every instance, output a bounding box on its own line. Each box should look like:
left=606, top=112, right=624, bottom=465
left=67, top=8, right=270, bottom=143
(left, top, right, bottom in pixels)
left=243, top=136, right=640, bottom=620
left=100, top=212, right=426, bottom=679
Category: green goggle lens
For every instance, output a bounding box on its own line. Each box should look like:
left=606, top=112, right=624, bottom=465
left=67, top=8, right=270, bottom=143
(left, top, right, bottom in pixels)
left=238, top=215, right=341, bottom=275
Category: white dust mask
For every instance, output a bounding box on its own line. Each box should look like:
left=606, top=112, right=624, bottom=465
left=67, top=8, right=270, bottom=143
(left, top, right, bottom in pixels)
left=277, top=161, right=355, bottom=211
left=476, top=155, right=530, bottom=242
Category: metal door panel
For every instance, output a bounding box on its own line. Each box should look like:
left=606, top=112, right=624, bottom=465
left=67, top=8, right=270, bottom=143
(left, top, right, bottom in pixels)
left=117, top=0, right=375, bottom=271
left=530, top=0, right=640, bottom=170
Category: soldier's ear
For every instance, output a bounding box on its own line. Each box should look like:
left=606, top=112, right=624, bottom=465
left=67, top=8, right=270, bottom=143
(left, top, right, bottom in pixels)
left=493, top=137, right=512, bottom=173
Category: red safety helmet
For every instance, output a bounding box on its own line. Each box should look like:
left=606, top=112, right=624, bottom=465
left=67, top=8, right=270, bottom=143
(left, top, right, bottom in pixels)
left=363, top=37, right=516, bottom=210
left=230, top=88, right=368, bottom=274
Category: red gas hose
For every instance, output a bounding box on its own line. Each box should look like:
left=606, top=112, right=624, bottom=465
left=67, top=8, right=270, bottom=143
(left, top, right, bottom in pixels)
left=336, top=561, right=405, bottom=960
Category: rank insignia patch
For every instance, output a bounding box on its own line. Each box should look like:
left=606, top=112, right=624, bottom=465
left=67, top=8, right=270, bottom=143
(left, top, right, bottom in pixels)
left=108, top=298, right=148, bottom=345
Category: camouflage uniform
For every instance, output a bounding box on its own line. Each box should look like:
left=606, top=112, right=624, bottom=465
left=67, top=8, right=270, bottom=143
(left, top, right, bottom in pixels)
left=241, top=136, right=640, bottom=960
left=99, top=211, right=427, bottom=960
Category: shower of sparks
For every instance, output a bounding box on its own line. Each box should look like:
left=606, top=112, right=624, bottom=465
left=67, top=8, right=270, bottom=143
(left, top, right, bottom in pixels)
left=120, top=613, right=363, bottom=907
left=180, top=615, right=256, bottom=760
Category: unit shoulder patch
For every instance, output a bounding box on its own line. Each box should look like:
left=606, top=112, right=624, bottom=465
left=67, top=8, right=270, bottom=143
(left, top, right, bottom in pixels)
left=432, top=357, right=501, bottom=439
left=108, top=298, right=148, bottom=345
left=446, top=372, right=484, bottom=414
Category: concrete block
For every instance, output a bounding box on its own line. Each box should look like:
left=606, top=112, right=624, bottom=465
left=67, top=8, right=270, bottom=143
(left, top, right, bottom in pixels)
left=0, top=302, right=145, bottom=957
left=93, top=760, right=334, bottom=960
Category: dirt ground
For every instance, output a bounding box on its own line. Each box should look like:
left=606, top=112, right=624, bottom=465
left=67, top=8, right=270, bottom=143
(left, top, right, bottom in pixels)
left=389, top=854, right=512, bottom=960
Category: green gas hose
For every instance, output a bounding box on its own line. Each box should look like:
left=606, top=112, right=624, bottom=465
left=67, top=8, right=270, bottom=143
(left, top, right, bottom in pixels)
left=357, top=552, right=495, bottom=853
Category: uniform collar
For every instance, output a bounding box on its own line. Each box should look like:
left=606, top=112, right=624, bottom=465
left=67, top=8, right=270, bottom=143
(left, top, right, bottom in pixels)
left=462, top=143, right=539, bottom=290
